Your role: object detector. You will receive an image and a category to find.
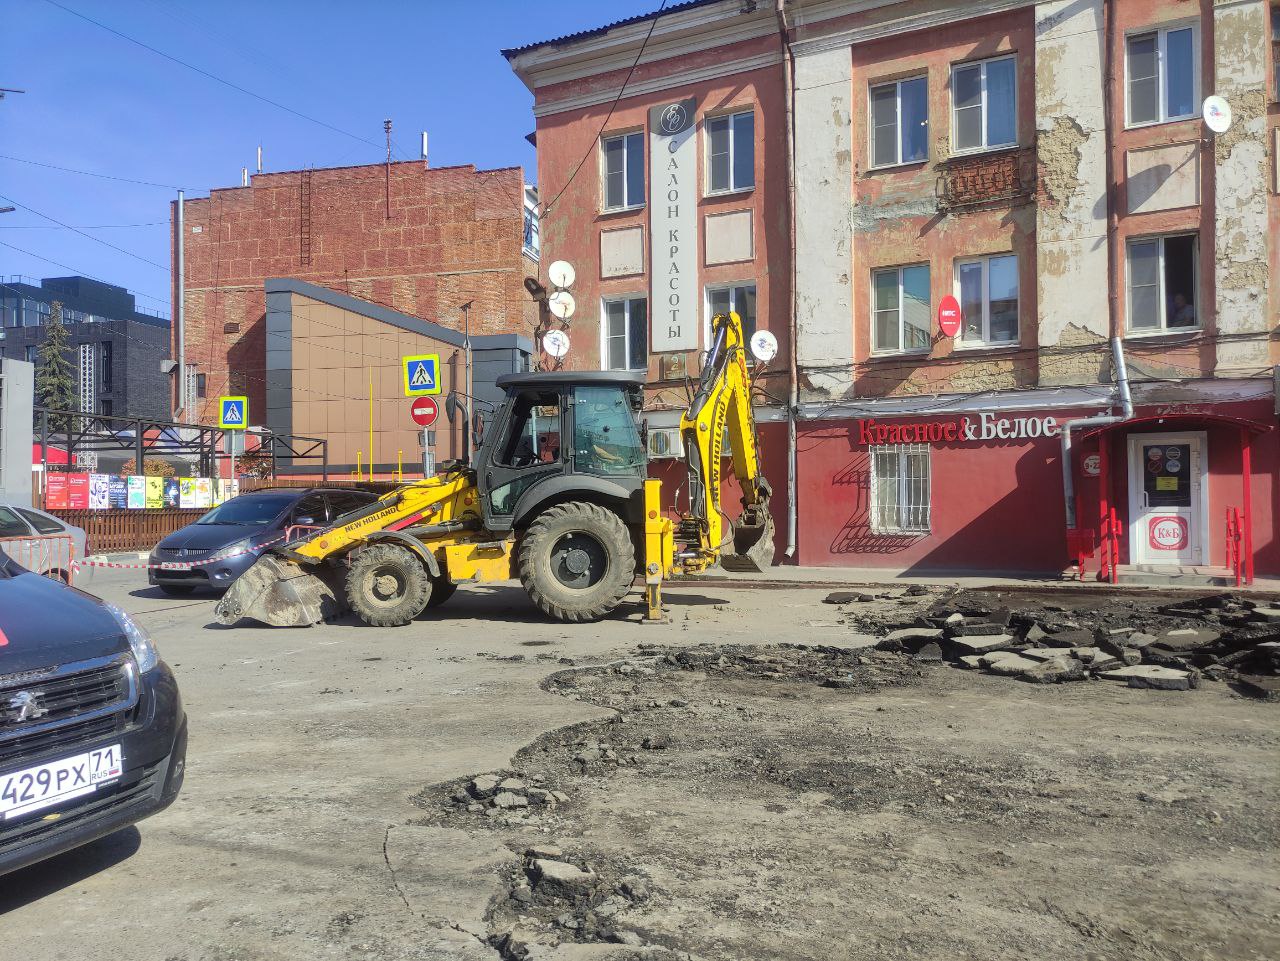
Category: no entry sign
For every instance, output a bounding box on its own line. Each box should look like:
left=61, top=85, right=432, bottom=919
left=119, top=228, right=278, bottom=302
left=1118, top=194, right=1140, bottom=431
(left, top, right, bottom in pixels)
left=938, top=294, right=962, bottom=338
left=410, top=395, right=439, bottom=428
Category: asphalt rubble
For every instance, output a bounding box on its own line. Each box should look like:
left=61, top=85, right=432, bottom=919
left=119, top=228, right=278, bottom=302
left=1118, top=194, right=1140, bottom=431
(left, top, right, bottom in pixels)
left=827, top=588, right=1280, bottom=696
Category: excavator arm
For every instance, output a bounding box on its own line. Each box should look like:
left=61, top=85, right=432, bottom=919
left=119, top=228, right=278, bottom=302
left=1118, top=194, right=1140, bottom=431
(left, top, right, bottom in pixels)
left=676, top=310, right=774, bottom=572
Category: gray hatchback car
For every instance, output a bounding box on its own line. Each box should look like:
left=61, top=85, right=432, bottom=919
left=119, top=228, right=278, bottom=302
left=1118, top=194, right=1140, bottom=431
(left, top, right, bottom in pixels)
left=0, top=503, right=87, bottom=581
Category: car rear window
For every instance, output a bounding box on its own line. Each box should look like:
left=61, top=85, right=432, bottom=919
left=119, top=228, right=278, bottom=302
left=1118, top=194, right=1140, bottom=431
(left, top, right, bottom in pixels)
left=15, top=508, right=65, bottom=535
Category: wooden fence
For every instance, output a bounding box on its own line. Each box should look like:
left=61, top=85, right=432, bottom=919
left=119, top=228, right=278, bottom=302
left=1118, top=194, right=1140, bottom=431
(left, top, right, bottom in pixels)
left=51, top=509, right=205, bottom=555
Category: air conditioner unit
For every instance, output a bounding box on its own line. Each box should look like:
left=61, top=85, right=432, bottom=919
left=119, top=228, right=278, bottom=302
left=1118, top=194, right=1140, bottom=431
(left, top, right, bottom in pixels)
left=647, top=427, right=684, bottom=459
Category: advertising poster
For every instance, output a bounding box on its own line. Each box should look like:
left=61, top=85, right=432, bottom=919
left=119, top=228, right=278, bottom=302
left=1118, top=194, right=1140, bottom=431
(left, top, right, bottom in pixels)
left=67, top=473, right=90, bottom=510
left=108, top=475, right=129, bottom=508
left=127, top=475, right=146, bottom=509
left=229, top=479, right=240, bottom=500
left=164, top=477, right=180, bottom=508
left=195, top=477, right=213, bottom=509
left=145, top=476, right=164, bottom=509
left=45, top=473, right=69, bottom=510
left=179, top=477, right=196, bottom=509
left=211, top=479, right=225, bottom=506
left=88, top=474, right=110, bottom=510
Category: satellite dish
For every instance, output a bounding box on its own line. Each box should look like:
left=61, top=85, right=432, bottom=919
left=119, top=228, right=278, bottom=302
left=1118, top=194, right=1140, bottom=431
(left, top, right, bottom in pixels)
left=1202, top=95, right=1232, bottom=134
left=542, top=328, right=570, bottom=358
left=547, top=260, right=576, bottom=289
left=547, top=290, right=576, bottom=319
left=749, top=330, right=778, bottom=363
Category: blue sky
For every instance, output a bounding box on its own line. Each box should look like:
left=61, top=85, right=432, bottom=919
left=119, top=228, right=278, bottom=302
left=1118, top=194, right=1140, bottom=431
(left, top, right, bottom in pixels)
left=0, top=0, right=658, bottom=315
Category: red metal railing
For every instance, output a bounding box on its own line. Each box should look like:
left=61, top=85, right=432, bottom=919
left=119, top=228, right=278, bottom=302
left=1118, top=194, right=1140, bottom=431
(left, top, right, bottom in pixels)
left=0, top=533, right=77, bottom=585
left=1225, top=506, right=1246, bottom=587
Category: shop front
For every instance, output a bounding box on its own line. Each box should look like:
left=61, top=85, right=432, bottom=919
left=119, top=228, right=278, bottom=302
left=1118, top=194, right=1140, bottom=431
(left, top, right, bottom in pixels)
left=790, top=392, right=1277, bottom=580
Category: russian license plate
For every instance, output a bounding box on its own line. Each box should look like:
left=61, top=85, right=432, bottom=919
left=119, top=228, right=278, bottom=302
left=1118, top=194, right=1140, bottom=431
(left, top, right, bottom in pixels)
left=160, top=562, right=190, bottom=570
left=0, top=744, right=124, bottom=820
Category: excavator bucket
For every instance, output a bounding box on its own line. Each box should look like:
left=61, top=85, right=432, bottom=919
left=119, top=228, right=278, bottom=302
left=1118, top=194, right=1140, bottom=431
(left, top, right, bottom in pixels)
left=213, top=554, right=348, bottom=627
left=720, top=505, right=776, bottom=573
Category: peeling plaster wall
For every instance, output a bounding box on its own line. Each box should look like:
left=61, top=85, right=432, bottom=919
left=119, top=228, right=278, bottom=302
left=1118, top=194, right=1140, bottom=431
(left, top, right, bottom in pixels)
left=1212, top=0, right=1272, bottom=376
left=1034, top=0, right=1110, bottom=386
left=793, top=45, right=854, bottom=400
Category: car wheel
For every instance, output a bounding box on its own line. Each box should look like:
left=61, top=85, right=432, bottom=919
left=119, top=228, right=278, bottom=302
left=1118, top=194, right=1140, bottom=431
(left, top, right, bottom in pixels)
left=159, top=585, right=196, bottom=596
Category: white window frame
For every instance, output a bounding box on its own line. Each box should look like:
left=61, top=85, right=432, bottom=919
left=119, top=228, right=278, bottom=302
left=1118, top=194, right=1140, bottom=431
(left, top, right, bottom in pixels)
left=704, top=109, right=755, bottom=196
left=953, top=253, right=1020, bottom=348
left=870, top=443, right=931, bottom=534
left=702, top=282, right=756, bottom=348
left=599, top=295, right=648, bottom=372
left=950, top=54, right=1018, bottom=155
left=600, top=131, right=645, bottom=212
left=1125, top=233, right=1200, bottom=337
left=869, top=76, right=928, bottom=169
left=1124, top=21, right=1200, bottom=128
left=871, top=264, right=931, bottom=356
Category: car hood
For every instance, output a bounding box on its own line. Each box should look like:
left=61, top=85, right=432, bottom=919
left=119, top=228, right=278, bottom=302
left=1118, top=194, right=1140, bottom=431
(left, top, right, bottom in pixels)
left=0, top=569, right=128, bottom=674
left=158, top=523, right=272, bottom=551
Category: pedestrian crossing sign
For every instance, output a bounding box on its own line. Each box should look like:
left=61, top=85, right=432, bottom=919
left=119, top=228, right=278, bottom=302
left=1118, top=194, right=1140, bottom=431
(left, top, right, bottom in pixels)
left=402, top=353, right=441, bottom=396
left=218, top=395, right=248, bottom=430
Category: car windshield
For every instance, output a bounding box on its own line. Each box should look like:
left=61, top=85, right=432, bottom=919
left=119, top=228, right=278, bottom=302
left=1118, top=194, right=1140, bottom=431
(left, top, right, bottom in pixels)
left=196, top=493, right=295, bottom=526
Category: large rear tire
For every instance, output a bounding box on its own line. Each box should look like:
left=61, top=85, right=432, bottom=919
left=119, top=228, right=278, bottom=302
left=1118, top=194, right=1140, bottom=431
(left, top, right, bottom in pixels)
left=426, top=578, right=457, bottom=608
left=346, top=544, right=431, bottom=627
left=518, top=502, right=634, bottom=622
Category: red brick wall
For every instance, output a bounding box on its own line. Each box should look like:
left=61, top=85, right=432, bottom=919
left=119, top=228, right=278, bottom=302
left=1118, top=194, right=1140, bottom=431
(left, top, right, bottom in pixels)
left=173, top=161, right=536, bottom=426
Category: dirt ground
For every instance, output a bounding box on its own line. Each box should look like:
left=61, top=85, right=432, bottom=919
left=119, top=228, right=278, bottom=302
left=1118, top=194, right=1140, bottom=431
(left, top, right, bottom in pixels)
left=3, top=573, right=1277, bottom=961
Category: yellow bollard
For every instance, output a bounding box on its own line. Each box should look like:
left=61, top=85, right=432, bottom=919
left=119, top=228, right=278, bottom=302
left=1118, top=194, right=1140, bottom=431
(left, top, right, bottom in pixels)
left=397, top=450, right=403, bottom=483
left=356, top=451, right=363, bottom=482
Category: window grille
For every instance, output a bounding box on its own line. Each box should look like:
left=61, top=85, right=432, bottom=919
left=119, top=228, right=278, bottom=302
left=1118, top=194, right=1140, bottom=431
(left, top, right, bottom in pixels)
left=870, top=443, right=931, bottom=533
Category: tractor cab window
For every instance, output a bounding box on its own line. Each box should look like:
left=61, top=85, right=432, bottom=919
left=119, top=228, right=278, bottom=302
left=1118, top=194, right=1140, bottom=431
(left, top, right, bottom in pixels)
left=497, top=390, right=562, bottom=468
left=572, top=386, right=644, bottom=476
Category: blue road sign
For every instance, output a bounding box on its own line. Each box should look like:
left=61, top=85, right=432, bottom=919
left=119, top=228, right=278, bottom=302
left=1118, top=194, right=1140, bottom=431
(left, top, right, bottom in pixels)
left=402, top=353, right=441, bottom=396
left=219, top=395, right=248, bottom=429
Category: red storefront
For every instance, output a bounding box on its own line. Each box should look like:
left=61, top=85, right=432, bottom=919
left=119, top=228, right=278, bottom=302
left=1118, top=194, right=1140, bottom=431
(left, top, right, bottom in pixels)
left=784, top=392, right=1277, bottom=580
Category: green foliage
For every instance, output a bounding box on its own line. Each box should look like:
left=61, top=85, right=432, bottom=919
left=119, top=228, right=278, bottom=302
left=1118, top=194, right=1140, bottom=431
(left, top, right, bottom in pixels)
left=35, top=301, right=76, bottom=431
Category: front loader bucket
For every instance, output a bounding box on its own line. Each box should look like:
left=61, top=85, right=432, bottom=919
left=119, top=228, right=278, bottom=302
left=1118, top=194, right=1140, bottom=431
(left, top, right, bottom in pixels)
left=214, top=554, right=348, bottom=628
left=720, top=506, right=776, bottom=573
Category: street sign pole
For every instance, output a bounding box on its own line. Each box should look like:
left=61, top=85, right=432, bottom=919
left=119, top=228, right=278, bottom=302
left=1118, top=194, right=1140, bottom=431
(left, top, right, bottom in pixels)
left=422, top=428, right=436, bottom=476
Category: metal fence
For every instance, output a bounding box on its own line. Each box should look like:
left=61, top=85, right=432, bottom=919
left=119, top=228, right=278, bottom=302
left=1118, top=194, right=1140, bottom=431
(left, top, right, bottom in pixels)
left=0, top=534, right=77, bottom=584
left=49, top=509, right=204, bottom=555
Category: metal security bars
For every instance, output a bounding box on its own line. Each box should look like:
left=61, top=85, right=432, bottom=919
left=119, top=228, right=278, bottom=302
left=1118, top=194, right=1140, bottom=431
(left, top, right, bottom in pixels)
left=870, top=443, right=931, bottom=533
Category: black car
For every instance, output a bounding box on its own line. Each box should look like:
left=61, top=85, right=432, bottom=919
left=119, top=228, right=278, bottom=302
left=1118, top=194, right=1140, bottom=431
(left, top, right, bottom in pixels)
left=148, top=487, right=378, bottom=595
left=0, top=550, right=186, bottom=876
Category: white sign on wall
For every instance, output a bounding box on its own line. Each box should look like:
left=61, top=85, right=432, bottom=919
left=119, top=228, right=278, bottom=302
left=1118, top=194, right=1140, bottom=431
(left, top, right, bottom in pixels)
left=649, top=97, right=698, bottom=353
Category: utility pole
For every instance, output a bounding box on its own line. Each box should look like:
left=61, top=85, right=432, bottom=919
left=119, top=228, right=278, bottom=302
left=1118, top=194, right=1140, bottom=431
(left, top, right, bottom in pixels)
left=384, top=118, right=392, bottom=219
left=460, top=300, right=474, bottom=450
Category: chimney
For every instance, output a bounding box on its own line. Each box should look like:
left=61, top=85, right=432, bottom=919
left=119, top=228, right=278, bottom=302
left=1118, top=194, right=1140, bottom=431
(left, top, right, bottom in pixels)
left=256, top=145, right=263, bottom=174
left=241, top=167, right=248, bottom=187
left=421, top=132, right=428, bottom=164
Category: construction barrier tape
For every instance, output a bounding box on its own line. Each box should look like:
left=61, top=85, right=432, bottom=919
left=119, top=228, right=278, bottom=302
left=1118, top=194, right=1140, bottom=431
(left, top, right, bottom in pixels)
left=71, top=531, right=294, bottom=573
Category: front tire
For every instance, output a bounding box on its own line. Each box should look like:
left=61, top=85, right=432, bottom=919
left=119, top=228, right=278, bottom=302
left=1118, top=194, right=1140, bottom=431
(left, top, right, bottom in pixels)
left=518, top=502, right=634, bottom=623
left=346, top=544, right=431, bottom=627
left=158, top=584, right=195, bottom=596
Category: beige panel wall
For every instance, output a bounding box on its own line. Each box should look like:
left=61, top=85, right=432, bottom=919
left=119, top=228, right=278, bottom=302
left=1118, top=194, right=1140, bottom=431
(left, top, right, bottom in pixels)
left=289, top=293, right=464, bottom=475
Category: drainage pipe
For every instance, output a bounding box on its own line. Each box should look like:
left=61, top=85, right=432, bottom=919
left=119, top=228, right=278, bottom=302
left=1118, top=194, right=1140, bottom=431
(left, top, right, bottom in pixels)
left=775, top=0, right=799, bottom=559
left=1061, top=337, right=1134, bottom=529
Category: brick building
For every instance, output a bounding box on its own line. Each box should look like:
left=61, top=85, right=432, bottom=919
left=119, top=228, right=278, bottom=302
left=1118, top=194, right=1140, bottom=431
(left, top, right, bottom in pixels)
left=506, top=0, right=1280, bottom=579
left=172, top=160, right=540, bottom=452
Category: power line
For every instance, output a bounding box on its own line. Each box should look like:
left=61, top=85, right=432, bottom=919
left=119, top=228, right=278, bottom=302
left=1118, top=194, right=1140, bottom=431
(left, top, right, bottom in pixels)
left=0, top=238, right=169, bottom=306
left=0, top=194, right=169, bottom=271
left=541, top=0, right=669, bottom=217
left=42, top=0, right=383, bottom=151
left=0, top=153, right=183, bottom=190
left=0, top=221, right=166, bottom=230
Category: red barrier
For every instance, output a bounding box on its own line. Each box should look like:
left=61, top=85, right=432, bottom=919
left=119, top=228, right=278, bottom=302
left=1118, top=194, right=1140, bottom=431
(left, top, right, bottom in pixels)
left=0, top=533, right=77, bottom=585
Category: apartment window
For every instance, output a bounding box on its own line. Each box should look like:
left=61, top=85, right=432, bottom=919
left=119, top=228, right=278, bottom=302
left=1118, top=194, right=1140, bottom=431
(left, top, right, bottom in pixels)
left=870, top=444, right=931, bottom=533
left=196, top=372, right=208, bottom=398
left=1127, top=234, right=1198, bottom=333
left=99, top=341, right=112, bottom=391
left=951, top=56, right=1017, bottom=152
left=98, top=398, right=113, bottom=417
left=706, top=110, right=754, bottom=193
left=602, top=132, right=645, bottom=211
left=956, top=254, right=1019, bottom=345
left=522, top=203, right=540, bottom=260
left=602, top=296, right=647, bottom=371
left=1126, top=24, right=1198, bottom=125
left=705, top=283, right=757, bottom=346
left=24, top=345, right=37, bottom=364
left=870, top=77, right=928, bottom=167
left=872, top=265, right=931, bottom=354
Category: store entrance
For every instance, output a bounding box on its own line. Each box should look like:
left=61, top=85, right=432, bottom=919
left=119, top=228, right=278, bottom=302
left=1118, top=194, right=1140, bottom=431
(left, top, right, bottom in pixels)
left=1126, top=432, right=1206, bottom=566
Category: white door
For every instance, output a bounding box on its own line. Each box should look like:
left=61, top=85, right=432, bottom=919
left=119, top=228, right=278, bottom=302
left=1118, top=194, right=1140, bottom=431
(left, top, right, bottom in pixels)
left=1127, top=432, right=1207, bottom=566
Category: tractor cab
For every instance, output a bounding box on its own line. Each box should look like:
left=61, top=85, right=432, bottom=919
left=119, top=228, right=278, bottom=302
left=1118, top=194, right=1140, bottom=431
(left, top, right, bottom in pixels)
left=476, top=371, right=648, bottom=533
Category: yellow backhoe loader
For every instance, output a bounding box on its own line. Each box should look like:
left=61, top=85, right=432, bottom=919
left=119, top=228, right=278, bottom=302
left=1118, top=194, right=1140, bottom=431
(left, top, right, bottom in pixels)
left=214, top=311, right=773, bottom=628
